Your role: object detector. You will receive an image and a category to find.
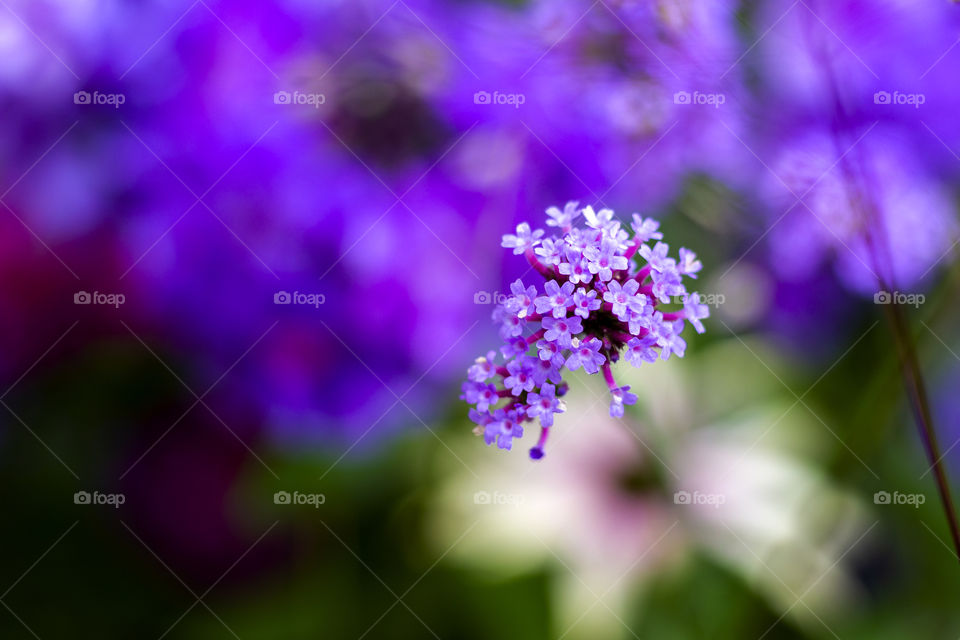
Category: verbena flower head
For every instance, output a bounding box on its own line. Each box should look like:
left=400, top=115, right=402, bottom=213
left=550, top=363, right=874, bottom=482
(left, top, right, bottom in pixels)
left=461, top=202, right=709, bottom=460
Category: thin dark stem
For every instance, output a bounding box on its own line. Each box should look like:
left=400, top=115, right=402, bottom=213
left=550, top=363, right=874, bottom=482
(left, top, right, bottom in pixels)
left=884, top=302, right=960, bottom=560
left=815, top=55, right=960, bottom=559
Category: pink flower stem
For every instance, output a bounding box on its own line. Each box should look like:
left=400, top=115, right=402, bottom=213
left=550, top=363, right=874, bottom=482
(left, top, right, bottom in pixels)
left=600, top=363, right=618, bottom=391
left=524, top=248, right=557, bottom=279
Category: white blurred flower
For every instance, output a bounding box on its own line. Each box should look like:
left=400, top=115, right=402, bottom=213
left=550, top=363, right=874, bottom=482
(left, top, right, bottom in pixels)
left=431, top=339, right=870, bottom=639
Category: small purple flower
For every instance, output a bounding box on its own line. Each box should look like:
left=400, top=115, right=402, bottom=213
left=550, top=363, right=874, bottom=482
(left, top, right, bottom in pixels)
left=625, top=336, right=658, bottom=366
left=656, top=320, right=687, bottom=361
left=645, top=311, right=670, bottom=343
left=650, top=265, right=684, bottom=304
left=678, top=248, right=702, bottom=279
left=542, top=315, right=583, bottom=348
left=545, top=201, right=581, bottom=229
left=534, top=238, right=563, bottom=266
left=482, top=420, right=499, bottom=447
left=531, top=357, right=563, bottom=386
left=506, top=279, right=538, bottom=318
left=609, top=385, right=638, bottom=418
left=500, top=336, right=528, bottom=359
left=603, top=279, right=645, bottom=320
left=475, top=385, right=500, bottom=413
left=565, top=337, right=606, bottom=374
left=461, top=382, right=499, bottom=412
left=504, top=357, right=537, bottom=396
left=495, top=409, right=525, bottom=450
left=582, top=205, right=617, bottom=231
left=526, top=383, right=565, bottom=427
left=631, top=214, right=663, bottom=243
left=627, top=304, right=654, bottom=336
left=639, top=242, right=671, bottom=272
left=501, top=222, right=545, bottom=255
left=572, top=287, right=601, bottom=318
left=557, top=253, right=593, bottom=285
left=683, top=293, right=710, bottom=334
left=494, top=305, right=525, bottom=338
left=460, top=381, right=483, bottom=404
left=483, top=408, right=525, bottom=450
left=536, top=338, right=564, bottom=366
left=469, top=408, right=492, bottom=430
left=535, top=279, right=576, bottom=317
left=608, top=226, right=632, bottom=253
left=563, top=228, right=591, bottom=253
left=470, top=409, right=497, bottom=444
left=584, top=238, right=629, bottom=282
left=467, top=350, right=498, bottom=382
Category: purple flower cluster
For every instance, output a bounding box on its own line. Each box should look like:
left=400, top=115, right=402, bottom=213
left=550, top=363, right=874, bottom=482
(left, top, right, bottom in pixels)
left=461, top=203, right=709, bottom=459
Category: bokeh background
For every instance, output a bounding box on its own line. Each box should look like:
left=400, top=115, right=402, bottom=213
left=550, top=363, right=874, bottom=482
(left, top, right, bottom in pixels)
left=2, top=0, right=960, bottom=638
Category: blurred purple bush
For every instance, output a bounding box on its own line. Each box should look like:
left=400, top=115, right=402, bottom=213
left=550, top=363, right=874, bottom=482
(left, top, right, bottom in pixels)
left=1, top=0, right=958, bottom=449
